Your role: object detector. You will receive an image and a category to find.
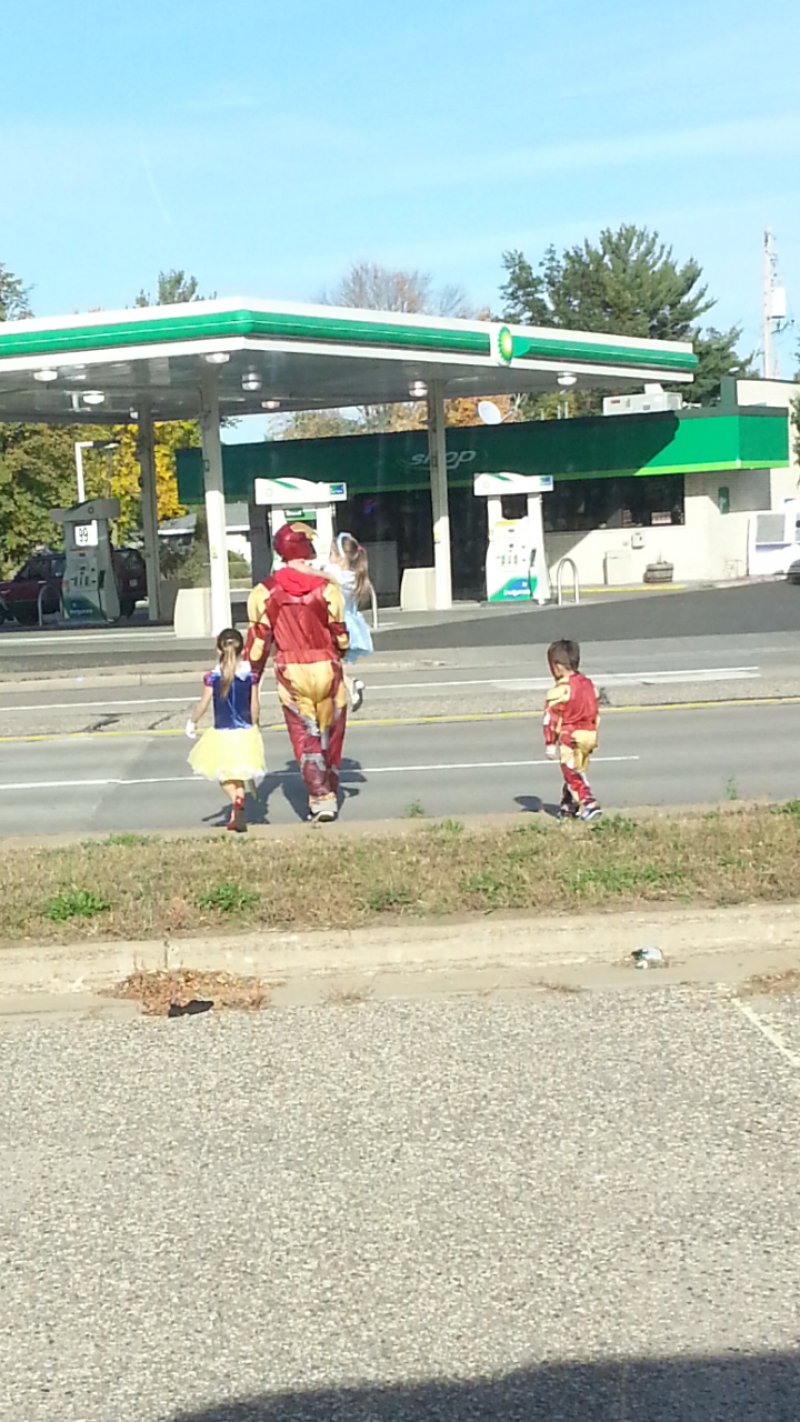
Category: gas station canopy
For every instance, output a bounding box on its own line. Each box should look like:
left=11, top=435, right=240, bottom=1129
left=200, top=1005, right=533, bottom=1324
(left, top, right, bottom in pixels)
left=0, top=298, right=696, bottom=423
left=0, top=297, right=697, bottom=622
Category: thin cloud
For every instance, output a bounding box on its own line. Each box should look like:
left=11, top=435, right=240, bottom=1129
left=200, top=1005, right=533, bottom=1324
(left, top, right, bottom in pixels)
left=138, top=139, right=175, bottom=228
left=369, top=112, right=800, bottom=196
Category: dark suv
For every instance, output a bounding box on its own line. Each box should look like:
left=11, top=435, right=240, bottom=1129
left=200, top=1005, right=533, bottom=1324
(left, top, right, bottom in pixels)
left=0, top=548, right=146, bottom=625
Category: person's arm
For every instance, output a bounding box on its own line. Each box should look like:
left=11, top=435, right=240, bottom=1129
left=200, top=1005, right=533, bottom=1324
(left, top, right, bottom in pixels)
left=543, top=682, right=569, bottom=755
left=243, top=583, right=274, bottom=681
left=322, top=581, right=349, bottom=659
left=186, top=682, right=212, bottom=739
left=250, top=680, right=261, bottom=727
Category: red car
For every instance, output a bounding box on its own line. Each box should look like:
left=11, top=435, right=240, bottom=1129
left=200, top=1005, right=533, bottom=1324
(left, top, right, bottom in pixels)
left=0, top=548, right=147, bottom=625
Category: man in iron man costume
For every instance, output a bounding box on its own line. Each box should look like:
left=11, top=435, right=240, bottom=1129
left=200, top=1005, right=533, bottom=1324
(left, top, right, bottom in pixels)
left=244, top=523, right=349, bottom=823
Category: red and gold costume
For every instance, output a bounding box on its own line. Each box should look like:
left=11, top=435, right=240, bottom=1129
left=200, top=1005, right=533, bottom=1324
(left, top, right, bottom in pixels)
left=244, top=525, right=349, bottom=819
left=543, top=668, right=600, bottom=811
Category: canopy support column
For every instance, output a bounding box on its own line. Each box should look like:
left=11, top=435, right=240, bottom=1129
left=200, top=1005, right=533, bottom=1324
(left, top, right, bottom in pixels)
left=426, top=380, right=452, bottom=610
left=199, top=369, right=231, bottom=633
left=137, top=400, right=161, bottom=622
left=248, top=499, right=271, bottom=584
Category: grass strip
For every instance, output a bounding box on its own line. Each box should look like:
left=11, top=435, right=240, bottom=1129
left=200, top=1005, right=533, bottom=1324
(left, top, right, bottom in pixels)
left=3, top=803, right=800, bottom=946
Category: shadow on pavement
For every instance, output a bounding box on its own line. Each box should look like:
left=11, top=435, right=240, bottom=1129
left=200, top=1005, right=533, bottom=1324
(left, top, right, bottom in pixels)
left=245, top=758, right=367, bottom=825
left=170, top=1352, right=800, bottom=1420
left=515, top=794, right=560, bottom=819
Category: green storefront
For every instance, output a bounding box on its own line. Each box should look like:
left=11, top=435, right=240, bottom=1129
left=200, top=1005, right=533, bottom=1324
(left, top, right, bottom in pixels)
left=177, top=397, right=789, bottom=598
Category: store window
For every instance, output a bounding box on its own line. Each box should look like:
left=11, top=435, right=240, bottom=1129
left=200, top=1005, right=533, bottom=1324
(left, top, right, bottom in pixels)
left=543, top=475, right=684, bottom=533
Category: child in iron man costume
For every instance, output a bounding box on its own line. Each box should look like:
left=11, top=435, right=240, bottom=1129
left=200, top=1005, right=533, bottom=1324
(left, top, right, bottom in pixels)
left=543, top=638, right=602, bottom=822
left=244, top=523, right=349, bottom=823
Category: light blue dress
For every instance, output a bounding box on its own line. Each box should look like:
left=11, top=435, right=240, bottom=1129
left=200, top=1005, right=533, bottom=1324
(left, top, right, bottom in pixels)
left=325, top=565, right=373, bottom=665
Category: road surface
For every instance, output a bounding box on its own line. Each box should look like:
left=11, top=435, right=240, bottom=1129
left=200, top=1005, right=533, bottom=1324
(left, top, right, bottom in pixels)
left=0, top=700, right=795, bottom=834
left=2, top=582, right=800, bottom=675
left=2, top=986, right=798, bottom=1420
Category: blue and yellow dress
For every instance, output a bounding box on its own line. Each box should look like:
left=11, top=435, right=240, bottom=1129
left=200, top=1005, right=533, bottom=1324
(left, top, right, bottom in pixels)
left=188, top=661, right=266, bottom=787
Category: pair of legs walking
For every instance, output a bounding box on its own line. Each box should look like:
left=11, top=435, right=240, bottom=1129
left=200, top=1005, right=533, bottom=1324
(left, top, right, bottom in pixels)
left=276, top=657, right=348, bottom=822
left=558, top=732, right=602, bottom=821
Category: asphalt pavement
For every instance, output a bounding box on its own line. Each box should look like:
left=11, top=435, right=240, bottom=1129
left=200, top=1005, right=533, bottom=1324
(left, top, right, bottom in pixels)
left=2, top=582, right=800, bottom=677
left=2, top=987, right=798, bottom=1420
left=0, top=702, right=795, bottom=833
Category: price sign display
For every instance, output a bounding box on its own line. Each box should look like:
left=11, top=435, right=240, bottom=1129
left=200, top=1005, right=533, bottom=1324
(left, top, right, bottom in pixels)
left=74, top=522, right=99, bottom=548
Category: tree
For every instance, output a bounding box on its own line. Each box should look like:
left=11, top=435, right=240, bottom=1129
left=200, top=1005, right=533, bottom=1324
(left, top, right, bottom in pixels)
left=278, top=410, right=362, bottom=441
left=322, top=260, right=470, bottom=318
left=0, top=262, right=31, bottom=321
left=500, top=225, right=752, bottom=406
left=135, top=269, right=210, bottom=307
left=80, top=422, right=198, bottom=540
left=279, top=261, right=480, bottom=438
left=0, top=424, right=81, bottom=570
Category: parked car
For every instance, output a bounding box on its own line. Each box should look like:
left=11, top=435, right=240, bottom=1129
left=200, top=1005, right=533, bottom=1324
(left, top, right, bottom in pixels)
left=111, top=547, right=147, bottom=617
left=0, top=548, right=146, bottom=625
left=786, top=560, right=800, bottom=585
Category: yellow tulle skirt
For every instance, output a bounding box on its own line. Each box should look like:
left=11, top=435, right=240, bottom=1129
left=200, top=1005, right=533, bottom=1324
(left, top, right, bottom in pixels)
left=188, top=725, right=266, bottom=787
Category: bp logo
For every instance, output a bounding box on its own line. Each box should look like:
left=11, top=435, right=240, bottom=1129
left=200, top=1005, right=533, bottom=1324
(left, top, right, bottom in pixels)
left=492, top=324, right=514, bottom=365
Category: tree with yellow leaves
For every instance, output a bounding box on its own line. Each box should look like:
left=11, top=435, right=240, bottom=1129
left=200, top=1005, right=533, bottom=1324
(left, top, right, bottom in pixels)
left=79, top=421, right=198, bottom=541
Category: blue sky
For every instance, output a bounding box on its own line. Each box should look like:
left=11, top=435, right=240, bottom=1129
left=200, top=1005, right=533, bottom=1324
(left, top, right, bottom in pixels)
left=3, top=0, right=798, bottom=380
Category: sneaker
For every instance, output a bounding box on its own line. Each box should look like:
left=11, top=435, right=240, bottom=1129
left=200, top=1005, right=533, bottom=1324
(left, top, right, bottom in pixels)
left=307, top=802, right=338, bottom=824
left=227, top=797, right=247, bottom=833
left=579, top=802, right=602, bottom=822
left=350, top=679, right=365, bottom=714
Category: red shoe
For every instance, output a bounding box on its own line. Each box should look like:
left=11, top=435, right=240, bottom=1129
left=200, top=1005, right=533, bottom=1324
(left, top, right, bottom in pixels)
left=227, top=795, right=247, bottom=833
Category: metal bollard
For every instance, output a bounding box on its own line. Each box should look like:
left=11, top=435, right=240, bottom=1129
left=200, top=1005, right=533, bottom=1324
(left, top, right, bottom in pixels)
left=555, top=557, right=581, bottom=607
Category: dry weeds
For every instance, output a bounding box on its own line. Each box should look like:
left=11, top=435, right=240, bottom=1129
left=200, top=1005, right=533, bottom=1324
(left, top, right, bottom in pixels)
left=112, top=968, right=269, bottom=1016
left=3, top=803, right=799, bottom=945
left=738, top=968, right=800, bottom=998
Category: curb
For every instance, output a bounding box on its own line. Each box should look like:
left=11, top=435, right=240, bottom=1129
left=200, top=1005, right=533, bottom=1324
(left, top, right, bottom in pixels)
left=2, top=901, right=800, bottom=1000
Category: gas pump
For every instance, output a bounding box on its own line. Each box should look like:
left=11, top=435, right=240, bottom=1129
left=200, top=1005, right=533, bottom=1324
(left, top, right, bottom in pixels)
left=51, top=497, right=121, bottom=622
left=253, top=478, right=348, bottom=566
left=473, top=472, right=553, bottom=605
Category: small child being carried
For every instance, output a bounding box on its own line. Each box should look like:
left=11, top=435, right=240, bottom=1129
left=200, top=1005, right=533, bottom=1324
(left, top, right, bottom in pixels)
left=321, top=532, right=374, bottom=713
left=185, top=627, right=266, bottom=832
left=542, top=637, right=602, bottom=822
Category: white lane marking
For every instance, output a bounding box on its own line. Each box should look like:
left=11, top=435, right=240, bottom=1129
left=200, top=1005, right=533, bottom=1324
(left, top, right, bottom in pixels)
left=0, top=667, right=761, bottom=713
left=0, top=696, right=193, bottom=712
left=732, top=998, right=800, bottom=1071
left=0, top=630, right=176, bottom=646
left=0, top=754, right=639, bottom=793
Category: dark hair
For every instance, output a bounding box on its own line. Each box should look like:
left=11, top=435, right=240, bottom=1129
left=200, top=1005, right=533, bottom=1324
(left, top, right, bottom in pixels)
left=216, top=626, right=244, bottom=697
left=548, top=638, right=580, bottom=673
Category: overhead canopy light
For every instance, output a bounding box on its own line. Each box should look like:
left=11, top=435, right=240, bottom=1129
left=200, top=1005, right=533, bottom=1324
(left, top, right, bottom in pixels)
left=242, top=369, right=262, bottom=392
left=33, top=368, right=58, bottom=383
left=82, top=390, right=106, bottom=406
left=409, top=379, right=427, bottom=399
left=205, top=352, right=230, bottom=366
left=261, top=399, right=280, bottom=411
left=557, top=371, right=577, bottom=387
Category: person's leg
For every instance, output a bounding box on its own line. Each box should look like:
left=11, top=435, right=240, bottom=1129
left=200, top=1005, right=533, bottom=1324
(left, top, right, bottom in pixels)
left=559, top=753, right=581, bottom=816
left=558, top=767, right=579, bottom=818
left=569, top=735, right=601, bottom=818
left=278, top=662, right=338, bottom=820
left=221, top=779, right=246, bottom=832
left=323, top=661, right=348, bottom=797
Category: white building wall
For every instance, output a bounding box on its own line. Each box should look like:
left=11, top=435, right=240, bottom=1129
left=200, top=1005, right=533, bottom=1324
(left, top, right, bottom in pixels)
left=546, top=468, right=771, bottom=586
left=735, top=378, right=799, bottom=507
